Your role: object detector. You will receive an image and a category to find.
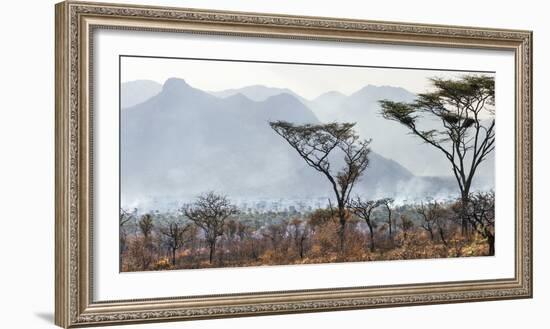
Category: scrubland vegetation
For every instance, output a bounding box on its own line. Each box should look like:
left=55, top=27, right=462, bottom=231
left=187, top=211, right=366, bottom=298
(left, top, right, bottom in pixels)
left=120, top=191, right=494, bottom=271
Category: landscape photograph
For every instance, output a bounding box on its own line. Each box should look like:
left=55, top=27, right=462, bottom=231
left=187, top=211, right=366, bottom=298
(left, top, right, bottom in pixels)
left=119, top=56, right=496, bottom=272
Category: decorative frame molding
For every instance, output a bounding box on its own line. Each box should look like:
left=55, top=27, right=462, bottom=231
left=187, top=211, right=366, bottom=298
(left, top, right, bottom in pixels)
left=55, top=1, right=532, bottom=327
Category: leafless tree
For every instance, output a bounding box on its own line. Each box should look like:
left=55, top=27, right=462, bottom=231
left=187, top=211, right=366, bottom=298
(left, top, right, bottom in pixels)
left=119, top=208, right=136, bottom=271
left=399, top=214, right=415, bottom=241
left=138, top=214, right=154, bottom=239
left=160, top=221, right=191, bottom=266
left=380, top=75, right=495, bottom=235
left=183, top=192, right=239, bottom=264
left=241, top=228, right=260, bottom=261
left=379, top=198, right=395, bottom=240
left=134, top=213, right=155, bottom=269
left=416, top=201, right=448, bottom=245
left=270, top=121, right=371, bottom=252
left=290, top=219, right=309, bottom=259
left=120, top=208, right=135, bottom=227
left=261, top=221, right=287, bottom=252
left=465, top=191, right=495, bottom=255
left=348, top=197, right=382, bottom=252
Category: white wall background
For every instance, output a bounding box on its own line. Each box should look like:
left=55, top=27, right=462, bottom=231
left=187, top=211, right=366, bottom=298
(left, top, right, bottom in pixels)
left=0, top=0, right=546, bottom=328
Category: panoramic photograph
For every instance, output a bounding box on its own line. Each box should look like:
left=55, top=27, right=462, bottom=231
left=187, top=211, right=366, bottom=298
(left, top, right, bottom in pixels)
left=119, top=56, right=495, bottom=272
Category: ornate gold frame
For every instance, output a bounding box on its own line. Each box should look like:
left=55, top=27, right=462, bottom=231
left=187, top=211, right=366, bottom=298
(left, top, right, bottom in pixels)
left=55, top=1, right=533, bottom=327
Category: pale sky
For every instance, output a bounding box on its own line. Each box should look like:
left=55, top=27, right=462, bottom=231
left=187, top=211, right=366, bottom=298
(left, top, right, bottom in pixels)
left=121, top=56, right=494, bottom=100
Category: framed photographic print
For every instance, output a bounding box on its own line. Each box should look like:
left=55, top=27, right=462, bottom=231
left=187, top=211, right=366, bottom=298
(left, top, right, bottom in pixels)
left=55, top=1, right=533, bottom=327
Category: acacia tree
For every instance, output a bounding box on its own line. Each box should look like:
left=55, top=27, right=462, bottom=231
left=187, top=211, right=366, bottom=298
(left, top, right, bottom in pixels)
left=379, top=198, right=395, bottom=240
left=380, top=75, right=495, bottom=235
left=465, top=191, right=495, bottom=255
left=348, top=197, right=381, bottom=252
left=160, top=221, right=191, bottom=266
left=183, top=192, right=239, bottom=264
left=270, top=121, right=371, bottom=252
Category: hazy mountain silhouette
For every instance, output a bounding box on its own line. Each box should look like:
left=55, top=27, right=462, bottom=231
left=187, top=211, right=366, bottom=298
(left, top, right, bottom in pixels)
left=208, top=83, right=494, bottom=181
left=209, top=85, right=307, bottom=103
left=121, top=78, right=447, bottom=207
left=121, top=80, right=162, bottom=108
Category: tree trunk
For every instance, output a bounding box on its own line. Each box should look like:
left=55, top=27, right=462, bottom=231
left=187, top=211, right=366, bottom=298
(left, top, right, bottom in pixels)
left=439, top=228, right=448, bottom=247
left=366, top=222, right=375, bottom=252
left=171, top=248, right=176, bottom=266
left=337, top=205, right=346, bottom=253
left=209, top=241, right=216, bottom=264
left=428, top=228, right=434, bottom=241
left=487, top=234, right=495, bottom=256
left=460, top=192, right=470, bottom=236
left=387, top=209, right=392, bottom=240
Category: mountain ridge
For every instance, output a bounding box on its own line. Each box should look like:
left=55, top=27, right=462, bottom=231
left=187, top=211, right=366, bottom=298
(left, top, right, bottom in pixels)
left=121, top=78, right=436, bottom=207
left=120, top=78, right=493, bottom=208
